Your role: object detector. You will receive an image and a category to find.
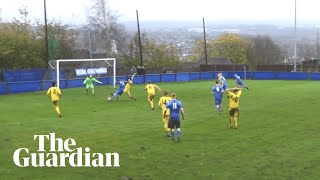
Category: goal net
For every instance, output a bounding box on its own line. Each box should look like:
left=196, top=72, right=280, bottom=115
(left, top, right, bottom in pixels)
left=43, top=58, right=116, bottom=88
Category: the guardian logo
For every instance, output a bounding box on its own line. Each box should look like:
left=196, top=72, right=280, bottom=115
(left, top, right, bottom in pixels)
left=13, top=132, right=120, bottom=167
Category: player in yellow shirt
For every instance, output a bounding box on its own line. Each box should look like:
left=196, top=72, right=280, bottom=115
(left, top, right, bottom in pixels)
left=145, top=80, right=161, bottom=110
left=123, top=73, right=137, bottom=100
left=158, top=90, right=172, bottom=136
left=226, top=87, right=242, bottom=129
left=47, top=82, right=62, bottom=117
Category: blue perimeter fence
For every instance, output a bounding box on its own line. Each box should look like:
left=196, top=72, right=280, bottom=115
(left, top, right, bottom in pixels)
left=1, top=71, right=320, bottom=95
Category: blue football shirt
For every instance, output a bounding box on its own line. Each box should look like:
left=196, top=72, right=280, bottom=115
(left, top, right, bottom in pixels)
left=212, top=85, right=223, bottom=99
left=221, top=76, right=227, bottom=86
left=166, top=99, right=183, bottom=121
left=235, top=75, right=243, bottom=84
left=119, top=81, right=125, bottom=91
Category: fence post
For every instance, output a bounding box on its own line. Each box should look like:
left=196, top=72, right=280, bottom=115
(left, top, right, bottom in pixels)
left=40, top=80, right=44, bottom=91
left=6, top=82, right=9, bottom=94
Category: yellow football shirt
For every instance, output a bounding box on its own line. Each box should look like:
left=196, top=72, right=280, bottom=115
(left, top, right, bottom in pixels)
left=158, top=96, right=172, bottom=115
left=145, top=84, right=156, bottom=94
left=47, top=87, right=61, bottom=101
left=228, top=90, right=242, bottom=109
left=124, top=80, right=132, bottom=92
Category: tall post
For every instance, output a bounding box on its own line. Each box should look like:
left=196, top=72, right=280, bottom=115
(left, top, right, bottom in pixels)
left=317, top=28, right=319, bottom=72
left=136, top=10, right=143, bottom=67
left=56, top=61, right=60, bottom=88
left=44, top=0, right=49, bottom=62
left=89, top=31, right=93, bottom=59
left=317, top=28, right=319, bottom=59
left=113, top=59, right=116, bottom=88
left=243, top=65, right=247, bottom=80
left=89, top=30, right=93, bottom=67
left=203, top=17, right=208, bottom=65
left=293, top=0, right=297, bottom=72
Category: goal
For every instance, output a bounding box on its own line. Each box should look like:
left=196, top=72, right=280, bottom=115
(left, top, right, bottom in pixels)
left=46, top=58, right=116, bottom=88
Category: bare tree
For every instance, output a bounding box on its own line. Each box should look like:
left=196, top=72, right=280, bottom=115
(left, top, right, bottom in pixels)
left=297, top=38, right=318, bottom=60
left=88, top=0, right=127, bottom=57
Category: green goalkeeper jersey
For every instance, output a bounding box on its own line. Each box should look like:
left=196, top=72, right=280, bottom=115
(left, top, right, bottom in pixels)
left=83, top=77, right=101, bottom=85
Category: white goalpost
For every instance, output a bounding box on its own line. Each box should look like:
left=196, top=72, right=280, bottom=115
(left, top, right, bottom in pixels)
left=54, top=58, right=116, bottom=88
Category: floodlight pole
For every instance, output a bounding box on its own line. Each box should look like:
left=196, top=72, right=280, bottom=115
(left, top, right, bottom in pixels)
left=293, top=0, right=297, bottom=72
left=317, top=28, right=319, bottom=72
left=317, top=28, right=319, bottom=60
left=89, top=31, right=93, bottom=59
left=89, top=30, right=93, bottom=68
left=203, top=17, right=208, bottom=65
left=44, top=0, right=49, bottom=62
left=136, top=10, right=143, bottom=67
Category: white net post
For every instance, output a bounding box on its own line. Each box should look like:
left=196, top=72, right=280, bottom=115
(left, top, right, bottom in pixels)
left=55, top=58, right=116, bottom=88
left=113, top=58, right=116, bottom=89
left=57, top=60, right=60, bottom=87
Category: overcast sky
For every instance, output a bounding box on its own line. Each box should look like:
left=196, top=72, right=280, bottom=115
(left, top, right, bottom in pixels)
left=0, top=0, right=319, bottom=25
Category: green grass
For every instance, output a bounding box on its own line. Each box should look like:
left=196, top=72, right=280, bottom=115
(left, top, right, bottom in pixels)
left=0, top=80, right=320, bottom=180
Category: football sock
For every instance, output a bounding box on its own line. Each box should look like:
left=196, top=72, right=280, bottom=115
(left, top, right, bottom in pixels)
left=150, top=101, right=154, bottom=109
left=171, top=129, right=175, bottom=141
left=177, top=128, right=181, bottom=140
left=164, top=122, right=170, bottom=133
left=92, top=89, right=95, bottom=95
left=230, top=117, right=233, bottom=127
left=234, top=117, right=238, bottom=128
left=111, top=94, right=117, bottom=100
left=86, top=89, right=88, bottom=95
left=55, top=105, right=61, bottom=115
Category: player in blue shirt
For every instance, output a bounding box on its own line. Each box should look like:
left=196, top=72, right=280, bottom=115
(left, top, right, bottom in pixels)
left=218, top=73, right=227, bottom=90
left=164, top=93, right=185, bottom=142
left=212, top=81, right=224, bottom=113
left=234, top=74, right=249, bottom=89
left=108, top=80, right=125, bottom=101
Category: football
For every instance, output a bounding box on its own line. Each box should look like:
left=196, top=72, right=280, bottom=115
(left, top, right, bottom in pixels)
left=107, top=97, right=111, bottom=101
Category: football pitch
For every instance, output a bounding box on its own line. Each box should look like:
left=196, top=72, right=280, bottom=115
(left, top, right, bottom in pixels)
left=0, top=80, right=319, bottom=180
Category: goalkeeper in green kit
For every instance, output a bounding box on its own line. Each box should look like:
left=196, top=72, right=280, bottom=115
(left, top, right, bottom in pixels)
left=83, top=74, right=102, bottom=96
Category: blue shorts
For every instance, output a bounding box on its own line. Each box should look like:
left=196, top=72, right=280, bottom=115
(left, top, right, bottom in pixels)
left=237, top=81, right=243, bottom=86
left=222, top=85, right=227, bottom=90
left=169, top=118, right=180, bottom=129
left=115, top=89, right=123, bottom=96
left=215, top=98, right=222, bottom=105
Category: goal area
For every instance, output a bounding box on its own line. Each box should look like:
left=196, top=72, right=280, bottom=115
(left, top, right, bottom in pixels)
left=44, top=58, right=116, bottom=88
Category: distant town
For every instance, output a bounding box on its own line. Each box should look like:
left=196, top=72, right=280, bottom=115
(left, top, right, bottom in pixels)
left=121, top=20, right=319, bottom=60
